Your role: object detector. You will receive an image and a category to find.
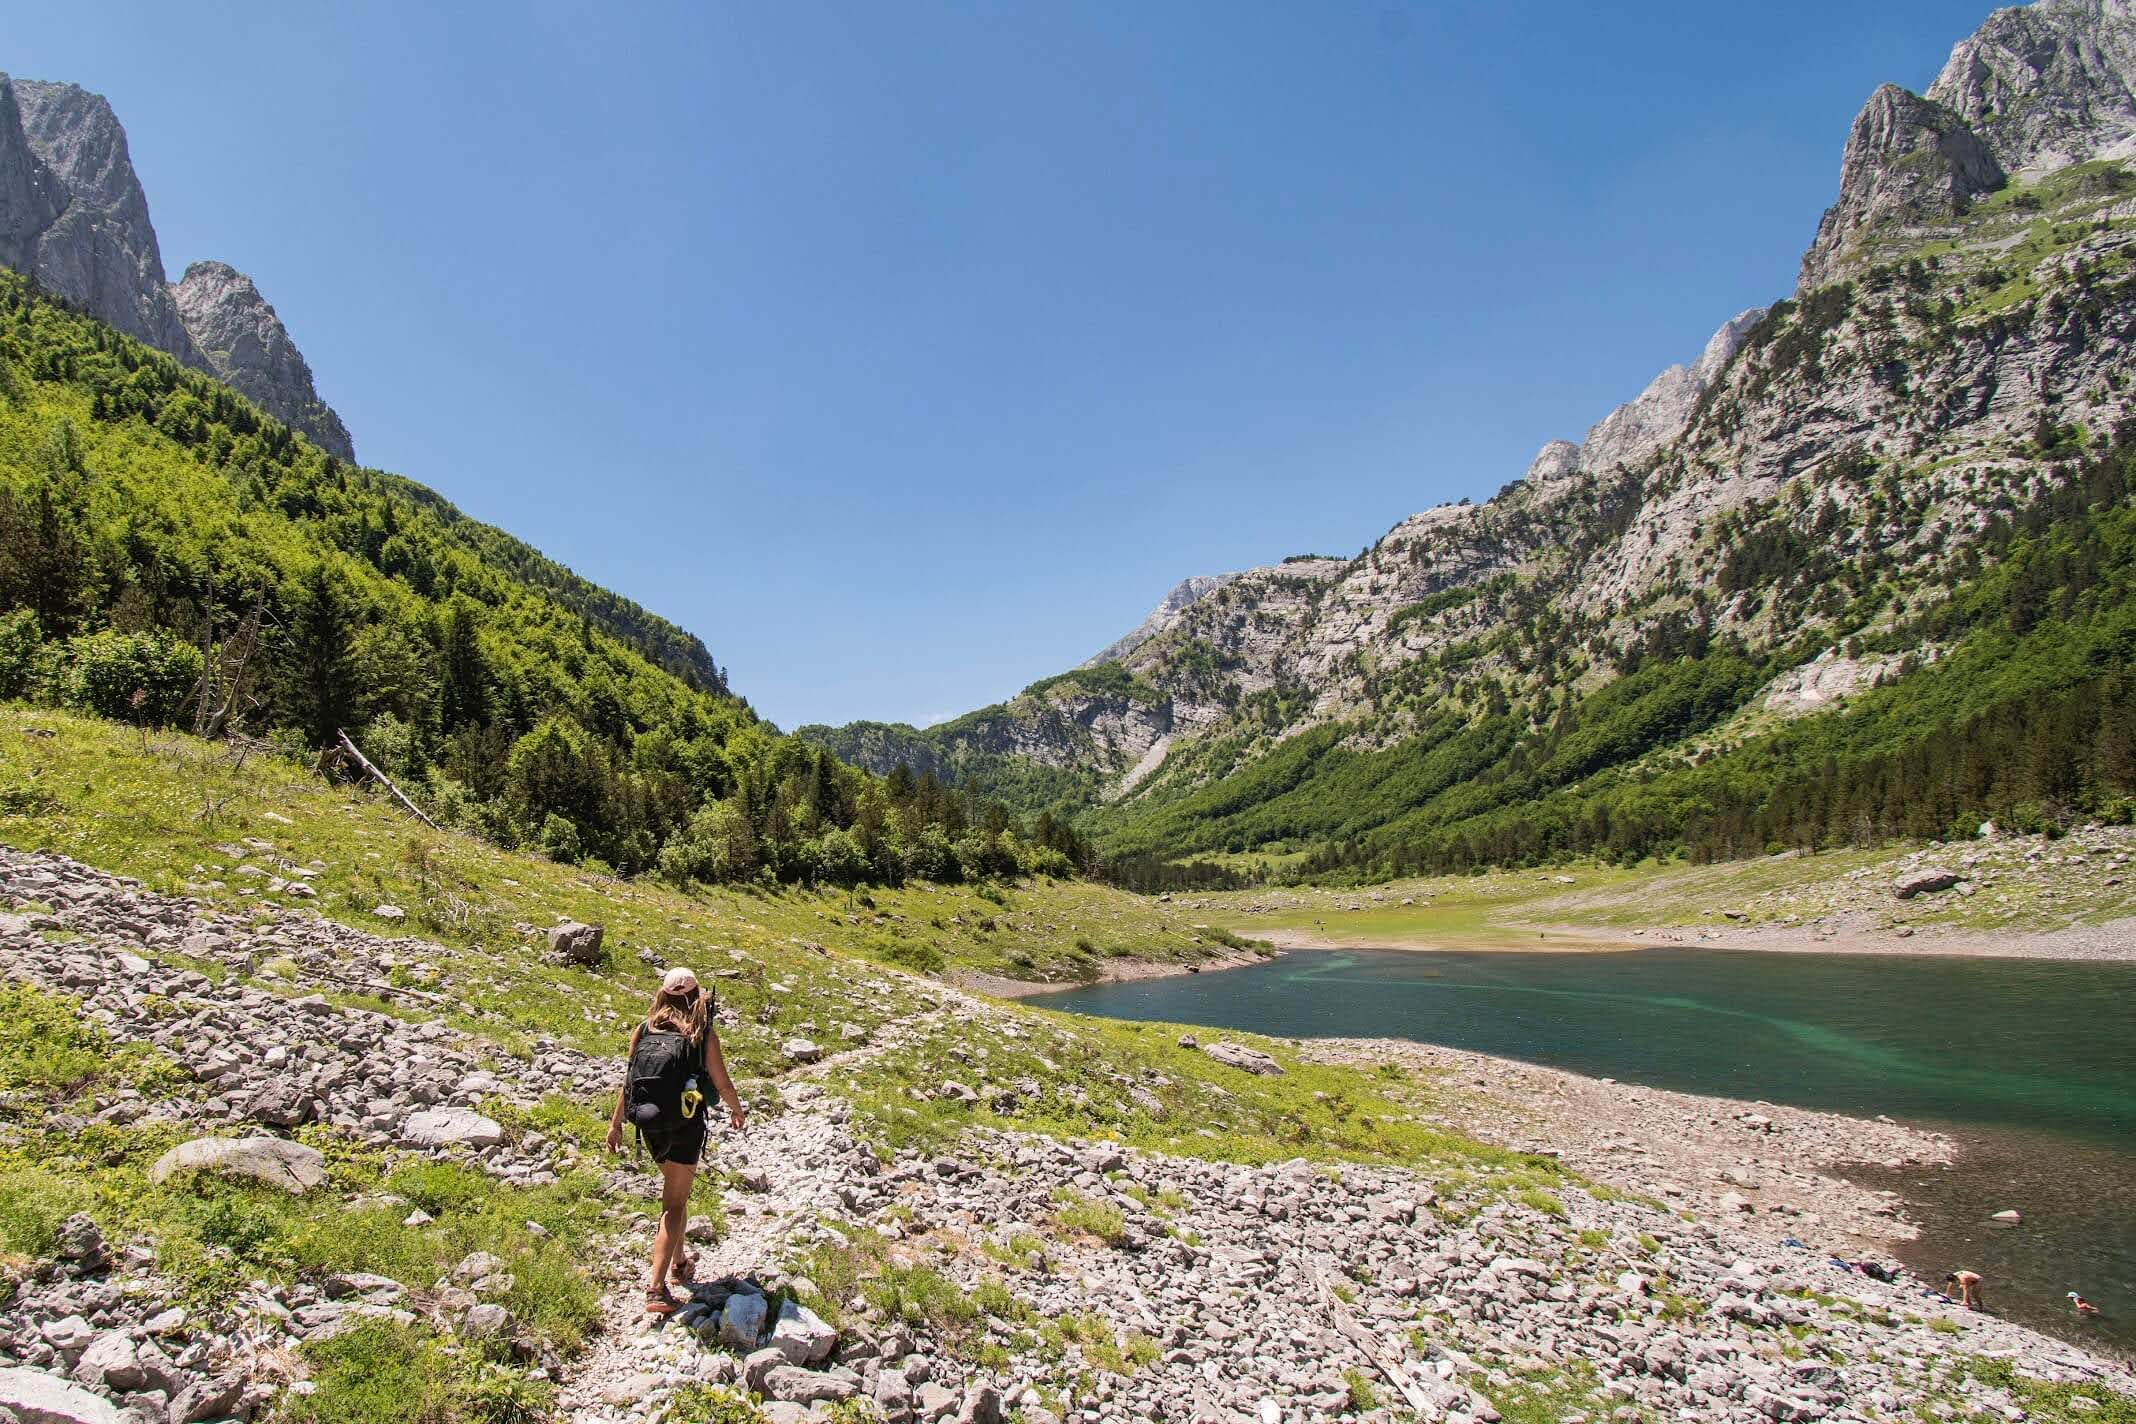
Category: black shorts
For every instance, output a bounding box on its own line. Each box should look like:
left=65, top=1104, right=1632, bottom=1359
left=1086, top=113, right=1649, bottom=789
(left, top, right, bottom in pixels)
left=641, top=1115, right=707, bottom=1167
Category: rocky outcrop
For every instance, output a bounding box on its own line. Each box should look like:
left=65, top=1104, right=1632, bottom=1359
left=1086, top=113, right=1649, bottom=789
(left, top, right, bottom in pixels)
left=171, top=261, right=356, bottom=462
left=0, top=74, right=355, bottom=459
left=1927, top=0, right=2136, bottom=177
left=1081, top=573, right=1240, bottom=668
left=1575, top=306, right=1768, bottom=474
left=1798, top=84, right=2006, bottom=292
left=0, top=76, right=200, bottom=362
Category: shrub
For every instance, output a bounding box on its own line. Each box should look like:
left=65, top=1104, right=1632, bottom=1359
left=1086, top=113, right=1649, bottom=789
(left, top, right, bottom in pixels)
left=0, top=609, right=39, bottom=699
left=0, top=1167, right=91, bottom=1261
left=1051, top=1192, right=1128, bottom=1246
left=875, top=938, right=943, bottom=975
left=0, top=983, right=102, bottom=1092
left=55, top=629, right=202, bottom=724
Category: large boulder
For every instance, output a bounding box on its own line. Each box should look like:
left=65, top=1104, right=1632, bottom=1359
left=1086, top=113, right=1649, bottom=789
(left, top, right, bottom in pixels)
left=68, top=1334, right=143, bottom=1392
left=0, top=1365, right=121, bottom=1424
left=148, top=1136, right=326, bottom=1194
left=400, top=1108, right=505, bottom=1149
left=717, top=1289, right=768, bottom=1350
left=547, top=921, right=605, bottom=965
left=768, top=1299, right=837, bottom=1365
left=1892, top=866, right=1962, bottom=900
left=1201, top=1041, right=1284, bottom=1076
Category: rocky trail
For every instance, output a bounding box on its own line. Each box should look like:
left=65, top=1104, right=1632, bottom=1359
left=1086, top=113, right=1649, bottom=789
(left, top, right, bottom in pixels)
left=3, top=845, right=2134, bottom=1423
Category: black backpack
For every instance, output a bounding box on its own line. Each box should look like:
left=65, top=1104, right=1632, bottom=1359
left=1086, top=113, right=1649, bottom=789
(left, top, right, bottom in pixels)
left=627, top=1024, right=698, bottom=1135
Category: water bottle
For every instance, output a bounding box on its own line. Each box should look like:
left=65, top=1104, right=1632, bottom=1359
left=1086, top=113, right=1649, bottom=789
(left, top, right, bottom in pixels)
left=680, top=1075, right=704, bottom=1119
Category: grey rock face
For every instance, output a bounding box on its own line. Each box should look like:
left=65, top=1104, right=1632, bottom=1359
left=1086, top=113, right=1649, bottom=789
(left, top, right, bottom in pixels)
left=1, top=76, right=200, bottom=363
left=0, top=74, right=355, bottom=459
left=1928, top=0, right=2136, bottom=177
left=0, top=78, right=66, bottom=274
left=0, top=1365, right=122, bottom=1424
left=1522, top=438, right=1581, bottom=483
left=1081, top=573, right=1241, bottom=668
left=171, top=261, right=356, bottom=462
left=1799, top=84, right=2007, bottom=292
left=1576, top=307, right=1768, bottom=475
left=545, top=919, right=605, bottom=965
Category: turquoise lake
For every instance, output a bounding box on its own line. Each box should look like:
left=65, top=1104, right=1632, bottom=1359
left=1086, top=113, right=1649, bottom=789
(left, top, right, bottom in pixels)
left=1034, top=947, right=2136, bottom=1355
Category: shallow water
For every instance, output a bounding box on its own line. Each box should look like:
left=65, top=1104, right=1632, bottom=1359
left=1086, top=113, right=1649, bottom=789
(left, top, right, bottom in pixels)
left=1035, top=947, right=2136, bottom=1354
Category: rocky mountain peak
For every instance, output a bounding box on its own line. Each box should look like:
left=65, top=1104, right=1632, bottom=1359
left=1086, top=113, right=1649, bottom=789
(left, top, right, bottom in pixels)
left=1798, top=83, right=2007, bottom=293
left=0, top=72, right=355, bottom=459
left=1927, top=0, right=2136, bottom=178
left=1, top=74, right=201, bottom=362
left=172, top=260, right=356, bottom=463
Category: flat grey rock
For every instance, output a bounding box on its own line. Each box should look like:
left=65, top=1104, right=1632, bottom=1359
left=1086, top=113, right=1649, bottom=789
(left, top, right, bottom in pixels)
left=148, top=1135, right=327, bottom=1194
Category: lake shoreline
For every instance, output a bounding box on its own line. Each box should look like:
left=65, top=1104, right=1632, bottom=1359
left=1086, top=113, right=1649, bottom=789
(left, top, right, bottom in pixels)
left=953, top=944, right=1271, bottom=1000
left=1234, top=910, right=2136, bottom=962
left=1306, top=1034, right=2133, bottom=1362
left=967, top=911, right=2136, bottom=1002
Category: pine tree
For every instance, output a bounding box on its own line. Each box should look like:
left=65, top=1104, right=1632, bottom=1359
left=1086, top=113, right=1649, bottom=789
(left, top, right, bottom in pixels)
left=283, top=561, right=357, bottom=748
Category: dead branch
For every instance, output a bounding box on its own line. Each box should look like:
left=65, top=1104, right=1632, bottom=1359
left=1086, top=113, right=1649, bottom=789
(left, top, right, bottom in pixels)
left=334, top=728, right=440, bottom=831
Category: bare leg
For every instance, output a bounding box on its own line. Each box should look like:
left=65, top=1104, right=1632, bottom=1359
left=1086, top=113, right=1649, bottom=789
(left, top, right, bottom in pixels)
left=651, top=1161, right=694, bottom=1289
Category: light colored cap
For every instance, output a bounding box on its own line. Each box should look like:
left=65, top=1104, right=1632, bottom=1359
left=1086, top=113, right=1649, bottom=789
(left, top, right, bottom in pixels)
left=660, top=967, right=699, bottom=995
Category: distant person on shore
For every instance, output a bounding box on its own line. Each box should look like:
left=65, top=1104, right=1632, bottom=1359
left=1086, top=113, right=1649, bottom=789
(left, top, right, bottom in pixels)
left=607, top=967, right=746, bottom=1315
left=2070, top=1291, right=2102, bottom=1317
left=1944, top=1270, right=1984, bottom=1310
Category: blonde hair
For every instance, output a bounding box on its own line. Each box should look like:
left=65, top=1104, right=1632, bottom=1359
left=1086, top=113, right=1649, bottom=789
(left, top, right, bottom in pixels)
left=646, top=977, right=707, bottom=1043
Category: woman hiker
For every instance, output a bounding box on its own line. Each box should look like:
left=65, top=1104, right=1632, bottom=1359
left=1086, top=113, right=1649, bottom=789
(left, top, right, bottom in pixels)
left=607, top=966, right=746, bottom=1315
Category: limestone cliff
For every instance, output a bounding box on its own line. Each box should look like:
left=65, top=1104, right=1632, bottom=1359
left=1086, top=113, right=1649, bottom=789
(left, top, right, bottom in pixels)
left=1797, top=84, right=2006, bottom=292
left=1927, top=0, right=2136, bottom=177
left=172, top=261, right=355, bottom=462
left=0, top=73, right=355, bottom=460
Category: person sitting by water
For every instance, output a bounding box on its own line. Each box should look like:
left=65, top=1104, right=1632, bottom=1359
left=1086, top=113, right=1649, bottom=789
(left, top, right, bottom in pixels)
left=1944, top=1270, right=1984, bottom=1310
left=2070, top=1291, right=2102, bottom=1318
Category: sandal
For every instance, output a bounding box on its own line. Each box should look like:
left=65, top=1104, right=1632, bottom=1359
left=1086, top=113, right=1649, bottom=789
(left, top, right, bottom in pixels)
left=671, top=1251, right=695, bottom=1287
left=644, top=1285, right=677, bottom=1316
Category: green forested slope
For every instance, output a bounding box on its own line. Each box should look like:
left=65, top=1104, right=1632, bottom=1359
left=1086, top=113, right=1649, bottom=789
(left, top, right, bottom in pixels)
left=0, top=272, right=1080, bottom=882
left=1095, top=437, right=2136, bottom=886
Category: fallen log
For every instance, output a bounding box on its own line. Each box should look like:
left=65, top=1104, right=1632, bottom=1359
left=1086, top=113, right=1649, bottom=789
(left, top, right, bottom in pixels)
left=334, top=728, right=440, bottom=831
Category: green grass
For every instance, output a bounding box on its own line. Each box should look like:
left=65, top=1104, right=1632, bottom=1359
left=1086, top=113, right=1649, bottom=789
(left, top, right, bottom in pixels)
left=287, top=1319, right=551, bottom=1424
left=843, top=1007, right=1556, bottom=1176
left=1049, top=1191, right=1129, bottom=1246
left=0, top=704, right=1216, bottom=998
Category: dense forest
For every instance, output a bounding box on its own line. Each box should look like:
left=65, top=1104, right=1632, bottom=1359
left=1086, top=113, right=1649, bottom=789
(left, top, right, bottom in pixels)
left=0, top=270, right=1091, bottom=885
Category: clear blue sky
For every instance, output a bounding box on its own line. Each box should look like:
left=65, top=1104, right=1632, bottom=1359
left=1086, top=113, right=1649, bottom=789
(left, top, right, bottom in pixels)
left=13, top=2, right=1988, bottom=729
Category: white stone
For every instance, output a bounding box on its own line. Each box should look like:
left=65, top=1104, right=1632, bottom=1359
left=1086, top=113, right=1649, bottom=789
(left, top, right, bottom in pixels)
left=0, top=1366, right=123, bottom=1424
left=768, top=1299, right=837, bottom=1365
left=401, top=1107, right=506, bottom=1149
